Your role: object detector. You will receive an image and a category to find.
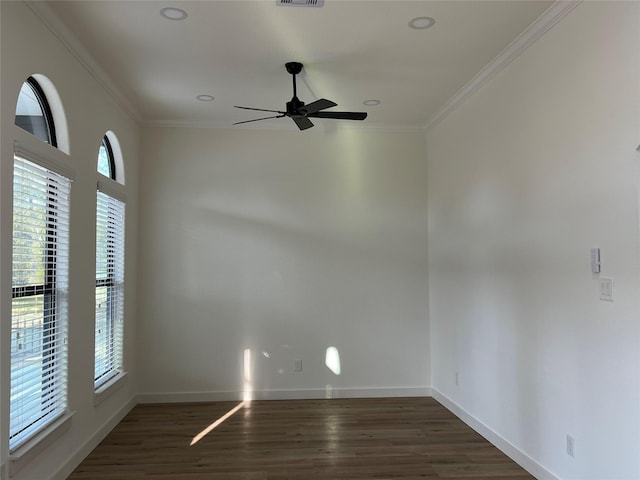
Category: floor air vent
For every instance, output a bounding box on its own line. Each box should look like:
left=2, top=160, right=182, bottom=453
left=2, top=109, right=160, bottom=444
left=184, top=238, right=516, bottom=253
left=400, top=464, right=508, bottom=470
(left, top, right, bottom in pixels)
left=277, top=0, right=324, bottom=7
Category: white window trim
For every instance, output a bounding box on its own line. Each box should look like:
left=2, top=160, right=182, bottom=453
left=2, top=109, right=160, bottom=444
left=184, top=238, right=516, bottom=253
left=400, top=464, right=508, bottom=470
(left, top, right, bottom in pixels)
left=9, top=411, right=75, bottom=477
left=13, top=134, right=74, bottom=180
left=94, top=370, right=129, bottom=407
left=97, top=177, right=126, bottom=202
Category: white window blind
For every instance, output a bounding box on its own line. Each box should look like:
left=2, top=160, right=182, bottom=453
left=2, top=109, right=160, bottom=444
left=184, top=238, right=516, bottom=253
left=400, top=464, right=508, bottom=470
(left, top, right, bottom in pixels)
left=11, top=154, right=70, bottom=451
left=95, top=191, right=125, bottom=389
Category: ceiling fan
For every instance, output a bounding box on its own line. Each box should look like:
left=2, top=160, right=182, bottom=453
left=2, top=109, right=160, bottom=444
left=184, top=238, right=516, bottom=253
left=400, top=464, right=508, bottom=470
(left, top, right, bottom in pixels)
left=233, top=62, right=367, bottom=130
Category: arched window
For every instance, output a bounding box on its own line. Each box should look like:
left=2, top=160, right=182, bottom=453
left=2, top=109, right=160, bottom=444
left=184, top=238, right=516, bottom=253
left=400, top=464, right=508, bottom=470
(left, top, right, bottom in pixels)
left=97, top=136, right=115, bottom=179
left=14, top=77, right=57, bottom=146
left=10, top=76, right=70, bottom=451
left=95, top=133, right=126, bottom=391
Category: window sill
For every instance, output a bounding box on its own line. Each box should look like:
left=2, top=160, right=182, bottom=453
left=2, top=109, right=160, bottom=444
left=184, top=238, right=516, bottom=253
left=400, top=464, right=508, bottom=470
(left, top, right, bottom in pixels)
left=9, top=411, right=74, bottom=477
left=94, top=370, right=128, bottom=407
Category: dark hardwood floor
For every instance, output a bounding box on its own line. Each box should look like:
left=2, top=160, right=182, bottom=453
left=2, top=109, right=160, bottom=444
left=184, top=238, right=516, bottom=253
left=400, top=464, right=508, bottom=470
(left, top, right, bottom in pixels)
left=68, top=397, right=533, bottom=479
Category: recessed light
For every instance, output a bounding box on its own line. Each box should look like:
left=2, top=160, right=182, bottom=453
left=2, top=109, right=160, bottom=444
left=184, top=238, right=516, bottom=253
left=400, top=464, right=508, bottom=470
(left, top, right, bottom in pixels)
left=160, top=7, right=188, bottom=21
left=408, top=16, right=435, bottom=30
left=363, top=99, right=381, bottom=106
left=196, top=95, right=215, bottom=102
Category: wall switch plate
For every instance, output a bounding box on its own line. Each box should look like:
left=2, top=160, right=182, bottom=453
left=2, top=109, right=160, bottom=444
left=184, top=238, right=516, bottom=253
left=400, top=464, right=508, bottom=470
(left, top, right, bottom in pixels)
left=294, top=359, right=302, bottom=372
left=599, top=277, right=614, bottom=301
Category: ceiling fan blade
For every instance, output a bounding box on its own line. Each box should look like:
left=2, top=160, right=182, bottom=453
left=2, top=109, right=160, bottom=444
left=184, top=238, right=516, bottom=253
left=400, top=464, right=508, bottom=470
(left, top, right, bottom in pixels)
left=307, top=111, right=368, bottom=121
left=233, top=114, right=286, bottom=125
left=298, top=98, right=337, bottom=115
left=292, top=116, right=314, bottom=130
left=234, top=106, right=285, bottom=114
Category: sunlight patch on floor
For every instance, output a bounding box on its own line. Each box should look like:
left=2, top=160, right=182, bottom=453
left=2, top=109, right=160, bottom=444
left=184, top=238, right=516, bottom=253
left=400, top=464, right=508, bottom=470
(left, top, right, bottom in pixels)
left=190, top=401, right=247, bottom=446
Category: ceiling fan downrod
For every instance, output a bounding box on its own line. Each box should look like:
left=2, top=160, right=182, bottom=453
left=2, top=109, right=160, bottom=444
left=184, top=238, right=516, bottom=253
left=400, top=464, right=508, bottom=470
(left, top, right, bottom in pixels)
left=285, top=62, right=304, bottom=114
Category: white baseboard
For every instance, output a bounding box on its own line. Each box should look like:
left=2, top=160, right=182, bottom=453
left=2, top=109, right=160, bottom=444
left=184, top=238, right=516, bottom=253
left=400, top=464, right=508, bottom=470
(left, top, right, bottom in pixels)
left=50, top=395, right=137, bottom=480
left=138, top=386, right=432, bottom=404
left=431, top=389, right=559, bottom=480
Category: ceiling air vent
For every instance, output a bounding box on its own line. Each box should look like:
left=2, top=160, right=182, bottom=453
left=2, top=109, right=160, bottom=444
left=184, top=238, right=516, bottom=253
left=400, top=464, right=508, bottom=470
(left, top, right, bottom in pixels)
left=277, top=0, right=324, bottom=7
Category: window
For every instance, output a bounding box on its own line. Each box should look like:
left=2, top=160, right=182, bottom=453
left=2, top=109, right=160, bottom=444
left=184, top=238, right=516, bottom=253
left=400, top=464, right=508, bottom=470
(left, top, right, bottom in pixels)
left=95, top=135, right=125, bottom=390
left=14, top=77, right=57, bottom=146
left=10, top=155, right=71, bottom=451
left=11, top=76, right=70, bottom=452
left=97, top=136, right=115, bottom=179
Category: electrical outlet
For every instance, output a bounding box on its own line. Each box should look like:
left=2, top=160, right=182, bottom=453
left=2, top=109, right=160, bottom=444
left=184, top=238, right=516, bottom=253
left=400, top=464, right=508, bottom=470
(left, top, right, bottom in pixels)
left=566, top=434, right=575, bottom=458
left=294, top=359, right=302, bottom=372
left=455, top=372, right=459, bottom=386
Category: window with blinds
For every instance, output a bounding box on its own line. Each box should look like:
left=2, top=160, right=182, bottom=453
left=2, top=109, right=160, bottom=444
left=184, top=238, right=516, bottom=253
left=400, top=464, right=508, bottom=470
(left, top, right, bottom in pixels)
left=11, top=154, right=71, bottom=451
left=94, top=191, right=125, bottom=389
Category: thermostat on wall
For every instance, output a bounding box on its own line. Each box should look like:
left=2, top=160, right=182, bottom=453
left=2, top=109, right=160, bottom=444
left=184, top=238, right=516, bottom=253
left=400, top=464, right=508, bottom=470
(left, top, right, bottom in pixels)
left=591, top=248, right=600, bottom=273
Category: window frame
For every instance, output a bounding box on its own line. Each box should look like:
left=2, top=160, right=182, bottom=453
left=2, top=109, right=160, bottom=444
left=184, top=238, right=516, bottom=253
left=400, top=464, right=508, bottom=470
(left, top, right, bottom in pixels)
left=8, top=75, right=74, bottom=469
left=98, top=135, right=116, bottom=180
left=15, top=77, right=58, bottom=147
left=94, top=192, right=125, bottom=389
left=94, top=134, right=126, bottom=393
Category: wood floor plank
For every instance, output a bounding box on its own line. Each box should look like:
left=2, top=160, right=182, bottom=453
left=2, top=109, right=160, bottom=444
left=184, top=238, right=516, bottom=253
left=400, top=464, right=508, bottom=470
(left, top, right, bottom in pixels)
left=68, top=397, right=533, bottom=479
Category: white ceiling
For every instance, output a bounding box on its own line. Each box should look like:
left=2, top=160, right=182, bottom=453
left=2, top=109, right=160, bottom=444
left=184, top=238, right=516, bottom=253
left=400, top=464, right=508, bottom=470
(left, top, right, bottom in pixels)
left=40, top=0, right=554, bottom=130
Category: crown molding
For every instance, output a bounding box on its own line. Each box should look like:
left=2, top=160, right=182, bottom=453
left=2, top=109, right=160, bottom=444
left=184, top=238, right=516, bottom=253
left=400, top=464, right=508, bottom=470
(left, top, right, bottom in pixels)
left=26, top=1, right=141, bottom=123
left=424, top=0, right=581, bottom=131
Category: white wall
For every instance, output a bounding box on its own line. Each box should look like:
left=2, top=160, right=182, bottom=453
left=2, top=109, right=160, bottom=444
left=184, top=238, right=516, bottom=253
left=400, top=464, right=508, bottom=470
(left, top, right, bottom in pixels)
left=138, top=126, right=429, bottom=401
left=427, top=2, right=640, bottom=479
left=0, top=3, right=139, bottom=479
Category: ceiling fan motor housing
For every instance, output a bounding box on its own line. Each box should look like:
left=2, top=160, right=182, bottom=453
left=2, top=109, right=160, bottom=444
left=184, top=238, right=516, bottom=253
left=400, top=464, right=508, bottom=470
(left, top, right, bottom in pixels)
left=286, top=97, right=305, bottom=116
